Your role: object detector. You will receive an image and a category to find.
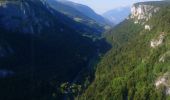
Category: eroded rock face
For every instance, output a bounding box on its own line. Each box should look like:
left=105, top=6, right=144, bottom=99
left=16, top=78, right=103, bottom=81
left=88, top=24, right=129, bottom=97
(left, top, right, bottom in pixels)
left=155, top=72, right=170, bottom=95
left=145, top=25, right=151, bottom=30
left=130, top=4, right=159, bottom=24
left=150, top=33, right=165, bottom=48
left=0, top=0, right=53, bottom=34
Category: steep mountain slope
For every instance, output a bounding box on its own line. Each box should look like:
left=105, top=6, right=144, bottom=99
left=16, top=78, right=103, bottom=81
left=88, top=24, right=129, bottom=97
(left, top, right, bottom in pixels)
left=46, top=0, right=113, bottom=30
left=0, top=0, right=110, bottom=100
left=103, top=7, right=131, bottom=24
left=57, top=0, right=112, bottom=26
left=80, top=1, right=170, bottom=100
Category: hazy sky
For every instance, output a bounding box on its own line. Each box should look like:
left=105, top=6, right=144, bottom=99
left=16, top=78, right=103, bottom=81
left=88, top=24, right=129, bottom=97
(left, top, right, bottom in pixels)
left=68, top=0, right=161, bottom=14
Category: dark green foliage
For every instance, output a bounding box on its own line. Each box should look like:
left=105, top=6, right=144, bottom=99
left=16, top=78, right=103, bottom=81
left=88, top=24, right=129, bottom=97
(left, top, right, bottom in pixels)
left=105, top=19, right=143, bottom=48
left=80, top=1, right=170, bottom=100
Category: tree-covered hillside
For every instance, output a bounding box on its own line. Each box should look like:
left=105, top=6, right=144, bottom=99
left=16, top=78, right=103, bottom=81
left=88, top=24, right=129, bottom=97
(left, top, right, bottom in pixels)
left=46, top=0, right=112, bottom=34
left=0, top=0, right=110, bottom=100
left=79, top=1, right=170, bottom=100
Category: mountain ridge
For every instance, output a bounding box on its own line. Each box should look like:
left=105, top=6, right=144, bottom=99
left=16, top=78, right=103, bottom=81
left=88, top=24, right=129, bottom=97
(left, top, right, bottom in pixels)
left=46, top=0, right=113, bottom=32
left=55, top=0, right=113, bottom=26
left=79, top=1, right=170, bottom=100
left=103, top=7, right=131, bottom=24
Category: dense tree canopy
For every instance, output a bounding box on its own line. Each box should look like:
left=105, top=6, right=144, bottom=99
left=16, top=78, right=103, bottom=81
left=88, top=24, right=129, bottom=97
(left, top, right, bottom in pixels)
left=79, top=1, right=170, bottom=100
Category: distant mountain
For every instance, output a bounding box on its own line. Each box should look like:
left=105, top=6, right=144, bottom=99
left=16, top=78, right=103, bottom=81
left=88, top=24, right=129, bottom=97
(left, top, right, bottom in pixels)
left=103, top=7, right=131, bottom=24
left=57, top=0, right=113, bottom=25
left=46, top=0, right=113, bottom=30
left=0, top=0, right=110, bottom=100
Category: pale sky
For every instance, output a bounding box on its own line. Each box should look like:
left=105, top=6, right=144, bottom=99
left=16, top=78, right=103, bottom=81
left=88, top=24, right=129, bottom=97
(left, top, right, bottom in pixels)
left=68, top=0, right=161, bottom=14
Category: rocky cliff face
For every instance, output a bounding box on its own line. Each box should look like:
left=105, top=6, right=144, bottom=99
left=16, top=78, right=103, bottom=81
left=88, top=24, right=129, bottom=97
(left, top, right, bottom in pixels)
left=155, top=72, right=170, bottom=95
left=130, top=3, right=160, bottom=24
left=0, top=0, right=55, bottom=34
